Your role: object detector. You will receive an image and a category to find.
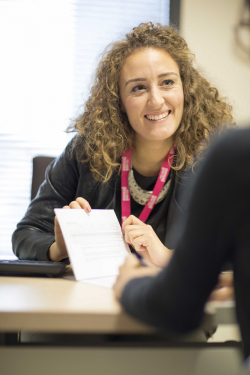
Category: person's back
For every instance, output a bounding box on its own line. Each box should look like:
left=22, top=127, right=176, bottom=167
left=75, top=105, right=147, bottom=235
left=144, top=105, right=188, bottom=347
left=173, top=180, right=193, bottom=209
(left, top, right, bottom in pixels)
left=211, top=127, right=250, bottom=358
left=229, top=128, right=250, bottom=357
left=115, top=126, right=250, bottom=358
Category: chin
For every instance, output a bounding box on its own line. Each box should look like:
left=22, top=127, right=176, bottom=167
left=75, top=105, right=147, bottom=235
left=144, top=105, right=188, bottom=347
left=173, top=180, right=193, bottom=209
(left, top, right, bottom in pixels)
left=148, top=132, right=175, bottom=142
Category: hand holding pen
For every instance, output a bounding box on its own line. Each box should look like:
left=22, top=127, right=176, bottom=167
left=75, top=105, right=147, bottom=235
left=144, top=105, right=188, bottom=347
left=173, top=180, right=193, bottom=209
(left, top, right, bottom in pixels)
left=122, top=215, right=173, bottom=268
left=113, top=253, right=161, bottom=300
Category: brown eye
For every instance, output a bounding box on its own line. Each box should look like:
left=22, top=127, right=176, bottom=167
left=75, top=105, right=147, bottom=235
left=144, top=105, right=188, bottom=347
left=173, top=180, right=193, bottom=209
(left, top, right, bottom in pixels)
left=131, top=85, right=146, bottom=92
left=162, top=79, right=174, bottom=86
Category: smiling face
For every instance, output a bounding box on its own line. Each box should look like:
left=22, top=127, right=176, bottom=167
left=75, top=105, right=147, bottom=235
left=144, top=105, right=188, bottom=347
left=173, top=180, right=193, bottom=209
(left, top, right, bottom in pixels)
left=119, top=48, right=184, bottom=147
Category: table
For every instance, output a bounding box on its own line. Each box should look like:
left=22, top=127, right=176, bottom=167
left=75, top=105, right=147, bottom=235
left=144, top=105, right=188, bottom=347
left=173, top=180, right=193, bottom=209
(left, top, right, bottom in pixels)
left=0, top=274, right=244, bottom=375
left=0, top=274, right=151, bottom=334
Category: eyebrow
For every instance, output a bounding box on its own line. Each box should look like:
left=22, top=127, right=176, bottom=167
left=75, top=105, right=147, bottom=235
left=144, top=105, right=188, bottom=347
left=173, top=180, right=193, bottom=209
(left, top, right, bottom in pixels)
left=125, top=72, right=179, bottom=87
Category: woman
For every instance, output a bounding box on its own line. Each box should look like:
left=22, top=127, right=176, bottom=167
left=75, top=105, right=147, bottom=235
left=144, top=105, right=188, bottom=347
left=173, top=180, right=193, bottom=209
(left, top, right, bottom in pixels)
left=113, top=127, right=250, bottom=358
left=12, top=22, right=233, bottom=263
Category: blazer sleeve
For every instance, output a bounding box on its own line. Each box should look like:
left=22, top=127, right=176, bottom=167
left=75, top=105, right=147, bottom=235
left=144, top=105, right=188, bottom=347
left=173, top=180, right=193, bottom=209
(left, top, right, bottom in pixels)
left=12, top=138, right=80, bottom=261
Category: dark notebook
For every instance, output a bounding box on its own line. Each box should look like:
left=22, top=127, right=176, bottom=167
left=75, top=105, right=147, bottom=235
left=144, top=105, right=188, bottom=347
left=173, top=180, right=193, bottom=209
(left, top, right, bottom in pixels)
left=0, top=260, right=67, bottom=277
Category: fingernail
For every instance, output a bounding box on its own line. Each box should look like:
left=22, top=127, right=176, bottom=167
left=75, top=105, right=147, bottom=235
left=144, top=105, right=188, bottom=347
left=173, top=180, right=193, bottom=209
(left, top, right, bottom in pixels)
left=85, top=206, right=91, bottom=213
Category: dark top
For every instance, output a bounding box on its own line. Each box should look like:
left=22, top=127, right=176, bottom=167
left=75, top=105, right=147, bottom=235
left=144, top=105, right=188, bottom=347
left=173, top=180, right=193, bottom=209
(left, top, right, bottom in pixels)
left=12, top=138, right=194, bottom=261
left=121, top=127, right=250, bottom=358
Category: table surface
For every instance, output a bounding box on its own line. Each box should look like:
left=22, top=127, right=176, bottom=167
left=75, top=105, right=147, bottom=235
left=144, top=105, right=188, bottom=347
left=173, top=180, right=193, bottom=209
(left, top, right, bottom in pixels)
left=0, top=271, right=153, bottom=334
left=0, top=269, right=237, bottom=335
left=0, top=270, right=242, bottom=375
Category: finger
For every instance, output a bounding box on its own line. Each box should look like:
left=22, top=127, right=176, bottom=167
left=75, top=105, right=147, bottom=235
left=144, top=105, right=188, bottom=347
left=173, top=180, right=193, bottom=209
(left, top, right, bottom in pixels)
left=120, top=254, right=140, bottom=268
left=125, top=225, right=148, bottom=233
left=210, top=287, right=234, bottom=302
left=54, top=216, right=62, bottom=233
left=68, top=201, right=82, bottom=209
left=127, top=231, right=146, bottom=251
left=124, top=224, right=148, bottom=244
left=215, top=272, right=234, bottom=289
left=220, top=272, right=234, bottom=286
left=132, top=235, right=148, bottom=252
left=125, top=224, right=153, bottom=239
left=76, top=197, right=91, bottom=213
left=126, top=253, right=141, bottom=267
left=54, top=216, right=59, bottom=228
left=117, top=254, right=140, bottom=276
left=122, top=215, right=144, bottom=233
left=133, top=236, right=155, bottom=258
left=124, top=227, right=145, bottom=244
left=62, top=206, right=70, bottom=209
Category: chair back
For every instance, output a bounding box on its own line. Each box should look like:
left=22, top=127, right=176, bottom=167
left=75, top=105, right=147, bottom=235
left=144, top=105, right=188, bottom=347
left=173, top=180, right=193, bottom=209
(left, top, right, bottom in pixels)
left=31, top=156, right=55, bottom=200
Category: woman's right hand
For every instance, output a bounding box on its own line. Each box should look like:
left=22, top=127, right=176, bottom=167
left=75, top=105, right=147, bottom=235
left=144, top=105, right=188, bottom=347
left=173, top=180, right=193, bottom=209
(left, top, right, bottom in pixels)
left=49, top=197, right=92, bottom=261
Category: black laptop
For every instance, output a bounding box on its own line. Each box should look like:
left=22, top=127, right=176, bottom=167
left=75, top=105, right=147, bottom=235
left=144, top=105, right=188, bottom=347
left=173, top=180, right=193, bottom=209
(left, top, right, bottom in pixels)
left=0, top=259, right=67, bottom=277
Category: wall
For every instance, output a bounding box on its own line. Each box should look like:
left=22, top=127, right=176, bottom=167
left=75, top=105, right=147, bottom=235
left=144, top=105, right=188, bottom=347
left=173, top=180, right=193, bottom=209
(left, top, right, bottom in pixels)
left=180, top=0, right=250, bottom=126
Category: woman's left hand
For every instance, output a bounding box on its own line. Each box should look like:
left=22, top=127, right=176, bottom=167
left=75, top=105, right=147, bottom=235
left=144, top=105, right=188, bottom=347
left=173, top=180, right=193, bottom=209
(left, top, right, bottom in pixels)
left=122, top=215, right=173, bottom=267
left=113, top=254, right=160, bottom=300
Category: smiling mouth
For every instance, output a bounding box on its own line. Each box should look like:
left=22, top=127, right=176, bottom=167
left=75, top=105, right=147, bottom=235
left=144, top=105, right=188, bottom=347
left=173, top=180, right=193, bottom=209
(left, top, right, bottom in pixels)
left=145, top=110, right=171, bottom=121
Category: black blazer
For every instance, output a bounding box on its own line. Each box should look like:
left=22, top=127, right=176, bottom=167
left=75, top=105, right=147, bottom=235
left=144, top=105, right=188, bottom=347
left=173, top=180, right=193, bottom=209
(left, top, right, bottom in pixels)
left=12, top=138, right=197, bottom=261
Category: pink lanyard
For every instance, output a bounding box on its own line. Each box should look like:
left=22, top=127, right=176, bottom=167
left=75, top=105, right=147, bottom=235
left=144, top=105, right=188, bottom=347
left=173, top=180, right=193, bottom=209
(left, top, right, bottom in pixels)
left=121, top=146, right=175, bottom=224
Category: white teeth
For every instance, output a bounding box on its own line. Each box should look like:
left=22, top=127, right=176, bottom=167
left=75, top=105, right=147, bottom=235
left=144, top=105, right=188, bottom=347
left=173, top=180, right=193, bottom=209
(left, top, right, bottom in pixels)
left=146, top=111, right=170, bottom=120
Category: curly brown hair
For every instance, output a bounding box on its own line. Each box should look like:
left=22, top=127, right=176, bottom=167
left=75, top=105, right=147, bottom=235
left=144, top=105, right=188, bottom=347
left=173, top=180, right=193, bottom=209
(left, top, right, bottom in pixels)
left=71, top=22, right=234, bottom=182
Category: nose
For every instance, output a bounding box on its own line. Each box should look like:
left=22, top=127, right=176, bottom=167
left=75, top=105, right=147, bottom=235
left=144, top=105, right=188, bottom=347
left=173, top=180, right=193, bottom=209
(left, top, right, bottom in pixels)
left=147, top=87, right=165, bottom=107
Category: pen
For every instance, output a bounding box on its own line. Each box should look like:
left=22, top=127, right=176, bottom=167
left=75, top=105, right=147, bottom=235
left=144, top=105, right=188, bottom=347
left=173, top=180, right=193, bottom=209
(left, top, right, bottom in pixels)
left=134, top=252, right=148, bottom=267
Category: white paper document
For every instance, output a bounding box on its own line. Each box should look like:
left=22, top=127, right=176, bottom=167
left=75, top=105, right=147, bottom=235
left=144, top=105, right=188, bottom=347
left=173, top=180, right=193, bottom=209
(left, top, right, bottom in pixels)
left=54, top=209, right=130, bottom=282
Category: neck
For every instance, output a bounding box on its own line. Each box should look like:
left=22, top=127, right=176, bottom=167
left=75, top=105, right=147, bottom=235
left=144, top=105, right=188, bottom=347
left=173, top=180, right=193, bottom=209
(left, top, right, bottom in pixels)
left=132, top=136, right=173, bottom=177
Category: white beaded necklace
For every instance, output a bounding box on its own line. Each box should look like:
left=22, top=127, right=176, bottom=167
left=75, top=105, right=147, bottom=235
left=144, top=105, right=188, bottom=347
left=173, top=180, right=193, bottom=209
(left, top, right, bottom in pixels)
left=128, top=168, right=171, bottom=206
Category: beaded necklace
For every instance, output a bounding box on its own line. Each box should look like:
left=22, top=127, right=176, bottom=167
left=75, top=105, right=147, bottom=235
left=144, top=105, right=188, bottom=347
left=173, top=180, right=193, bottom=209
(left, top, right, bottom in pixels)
left=121, top=146, right=174, bottom=224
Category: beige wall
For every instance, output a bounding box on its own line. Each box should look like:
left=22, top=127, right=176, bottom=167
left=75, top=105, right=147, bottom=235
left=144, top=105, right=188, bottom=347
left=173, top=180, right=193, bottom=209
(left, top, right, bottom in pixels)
left=180, top=0, right=250, bottom=126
